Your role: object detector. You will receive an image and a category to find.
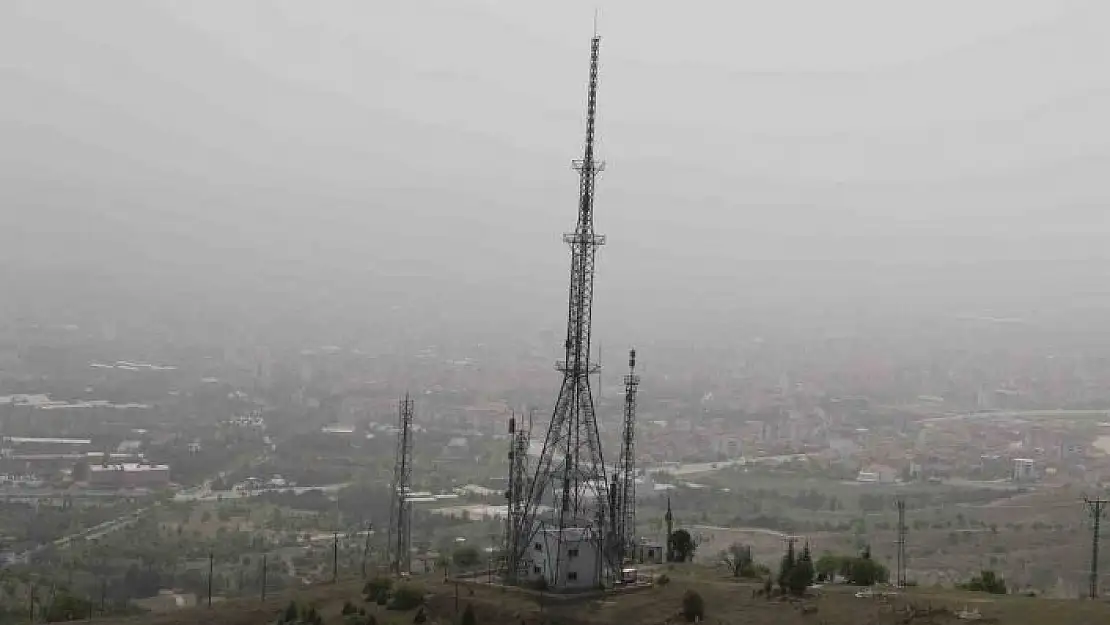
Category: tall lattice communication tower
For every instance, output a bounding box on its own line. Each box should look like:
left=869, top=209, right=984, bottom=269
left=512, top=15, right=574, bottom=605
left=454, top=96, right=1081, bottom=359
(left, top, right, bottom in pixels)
left=386, top=394, right=414, bottom=576
left=614, top=349, right=639, bottom=563
left=511, top=34, right=613, bottom=589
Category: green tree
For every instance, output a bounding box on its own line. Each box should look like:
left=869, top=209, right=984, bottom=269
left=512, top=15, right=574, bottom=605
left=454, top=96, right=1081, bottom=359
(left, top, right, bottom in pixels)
left=814, top=552, right=841, bottom=582
left=848, top=556, right=888, bottom=586
left=452, top=546, right=481, bottom=569
left=71, top=460, right=90, bottom=482
left=43, top=592, right=93, bottom=622
left=777, top=540, right=796, bottom=592
left=721, top=543, right=754, bottom=578
left=788, top=542, right=815, bottom=596
left=669, top=529, right=696, bottom=562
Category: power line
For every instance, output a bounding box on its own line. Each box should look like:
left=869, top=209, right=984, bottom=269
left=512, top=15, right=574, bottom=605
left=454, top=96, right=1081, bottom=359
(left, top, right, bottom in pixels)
left=1085, top=497, right=1108, bottom=599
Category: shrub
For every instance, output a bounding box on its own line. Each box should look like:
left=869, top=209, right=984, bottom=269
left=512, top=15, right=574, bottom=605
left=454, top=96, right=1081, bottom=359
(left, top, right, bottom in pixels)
left=388, top=583, right=425, bottom=610
left=375, top=590, right=389, bottom=606
left=364, top=576, right=393, bottom=601
left=960, top=570, right=1007, bottom=595
left=460, top=603, right=477, bottom=625
left=342, top=600, right=357, bottom=615
left=681, top=589, right=705, bottom=622
left=453, top=546, right=481, bottom=569
left=656, top=573, right=670, bottom=587
left=283, top=601, right=299, bottom=623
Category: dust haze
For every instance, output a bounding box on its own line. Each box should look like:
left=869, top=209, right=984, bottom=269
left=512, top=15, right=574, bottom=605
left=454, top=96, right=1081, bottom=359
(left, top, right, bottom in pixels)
left=3, top=1, right=1109, bottom=348
left=3, top=1, right=1110, bottom=614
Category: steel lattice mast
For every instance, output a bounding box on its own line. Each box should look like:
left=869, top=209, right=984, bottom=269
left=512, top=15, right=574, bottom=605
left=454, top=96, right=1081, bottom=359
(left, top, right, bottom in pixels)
left=386, top=394, right=414, bottom=576
left=503, top=411, right=531, bottom=567
left=615, top=349, right=639, bottom=563
left=513, top=35, right=611, bottom=585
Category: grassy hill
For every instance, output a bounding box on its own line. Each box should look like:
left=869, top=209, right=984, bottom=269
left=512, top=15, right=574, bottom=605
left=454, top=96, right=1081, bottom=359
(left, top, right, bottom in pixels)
left=91, top=565, right=1110, bottom=625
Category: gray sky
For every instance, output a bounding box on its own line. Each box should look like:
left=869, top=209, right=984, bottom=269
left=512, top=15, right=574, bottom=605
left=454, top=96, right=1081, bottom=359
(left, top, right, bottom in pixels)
left=2, top=1, right=1109, bottom=342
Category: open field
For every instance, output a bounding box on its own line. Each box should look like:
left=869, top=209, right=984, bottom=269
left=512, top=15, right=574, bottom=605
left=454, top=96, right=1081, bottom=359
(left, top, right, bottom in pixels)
left=88, top=565, right=1110, bottom=625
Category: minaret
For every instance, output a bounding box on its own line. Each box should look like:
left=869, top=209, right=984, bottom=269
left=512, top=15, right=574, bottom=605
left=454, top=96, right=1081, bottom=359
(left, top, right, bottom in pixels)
left=664, top=495, right=674, bottom=562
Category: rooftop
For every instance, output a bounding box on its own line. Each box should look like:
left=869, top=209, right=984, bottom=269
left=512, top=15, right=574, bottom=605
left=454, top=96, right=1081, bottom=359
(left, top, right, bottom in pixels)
left=90, top=463, right=169, bottom=472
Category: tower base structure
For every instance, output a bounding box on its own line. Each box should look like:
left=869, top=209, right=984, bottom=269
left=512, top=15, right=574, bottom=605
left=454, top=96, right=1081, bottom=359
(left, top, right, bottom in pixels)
left=521, top=524, right=613, bottom=591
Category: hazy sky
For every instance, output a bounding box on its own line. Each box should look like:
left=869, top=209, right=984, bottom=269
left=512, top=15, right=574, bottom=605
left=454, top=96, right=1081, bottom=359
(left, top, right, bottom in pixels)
left=2, top=1, right=1109, bottom=342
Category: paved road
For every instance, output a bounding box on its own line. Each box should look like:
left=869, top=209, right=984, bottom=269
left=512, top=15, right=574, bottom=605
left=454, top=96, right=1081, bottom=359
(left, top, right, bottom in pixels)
left=172, top=482, right=349, bottom=502
left=687, top=524, right=790, bottom=539
left=652, top=454, right=809, bottom=476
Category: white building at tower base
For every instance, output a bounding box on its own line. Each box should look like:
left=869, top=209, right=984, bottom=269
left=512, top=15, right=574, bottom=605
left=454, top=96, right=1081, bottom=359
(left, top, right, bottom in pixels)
left=524, top=526, right=606, bottom=591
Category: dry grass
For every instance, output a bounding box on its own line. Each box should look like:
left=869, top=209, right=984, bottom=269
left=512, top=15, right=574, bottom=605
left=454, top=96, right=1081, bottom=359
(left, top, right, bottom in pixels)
left=88, top=565, right=1110, bottom=625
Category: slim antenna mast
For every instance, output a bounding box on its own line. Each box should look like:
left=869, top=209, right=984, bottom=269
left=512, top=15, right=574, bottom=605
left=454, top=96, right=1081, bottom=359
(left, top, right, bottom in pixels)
left=1086, top=496, right=1107, bottom=599
left=895, top=497, right=907, bottom=588
left=615, top=349, right=640, bottom=563
left=387, top=394, right=414, bottom=576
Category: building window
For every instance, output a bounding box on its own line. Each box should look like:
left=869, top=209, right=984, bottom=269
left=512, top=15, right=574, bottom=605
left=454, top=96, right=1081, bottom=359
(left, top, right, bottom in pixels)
left=568, top=548, right=579, bottom=558
left=533, top=566, right=541, bottom=574
left=567, top=572, right=578, bottom=581
left=534, top=543, right=542, bottom=551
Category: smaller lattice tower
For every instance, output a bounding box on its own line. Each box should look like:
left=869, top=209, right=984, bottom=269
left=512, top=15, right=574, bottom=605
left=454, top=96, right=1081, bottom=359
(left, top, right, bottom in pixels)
left=664, top=496, right=674, bottom=562
left=504, top=410, right=531, bottom=577
left=613, top=349, right=639, bottom=563
left=386, top=394, right=414, bottom=575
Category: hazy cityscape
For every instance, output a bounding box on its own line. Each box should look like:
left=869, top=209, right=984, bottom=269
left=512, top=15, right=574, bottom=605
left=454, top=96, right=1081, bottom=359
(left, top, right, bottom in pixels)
left=4, top=1, right=1110, bottom=624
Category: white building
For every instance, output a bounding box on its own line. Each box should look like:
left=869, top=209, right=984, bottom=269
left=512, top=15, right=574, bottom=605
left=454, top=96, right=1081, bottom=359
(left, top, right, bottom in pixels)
left=856, top=463, right=898, bottom=484
left=526, top=527, right=604, bottom=590
left=1013, top=458, right=1036, bottom=482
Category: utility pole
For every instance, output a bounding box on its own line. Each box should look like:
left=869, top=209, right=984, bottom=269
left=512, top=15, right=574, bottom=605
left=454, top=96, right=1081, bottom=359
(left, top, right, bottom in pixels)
left=1086, top=497, right=1108, bottom=599
left=895, top=497, right=907, bottom=588
left=333, top=530, right=339, bottom=583
left=361, top=521, right=374, bottom=578
left=261, top=554, right=268, bottom=602
left=207, top=551, right=214, bottom=607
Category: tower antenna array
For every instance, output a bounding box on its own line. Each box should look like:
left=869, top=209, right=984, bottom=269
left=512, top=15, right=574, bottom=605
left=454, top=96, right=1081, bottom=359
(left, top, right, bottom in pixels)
left=512, top=34, right=612, bottom=588
left=387, top=394, right=414, bottom=576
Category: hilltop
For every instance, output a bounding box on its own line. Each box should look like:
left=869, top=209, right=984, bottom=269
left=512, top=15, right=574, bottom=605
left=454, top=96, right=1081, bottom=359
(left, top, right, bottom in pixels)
left=89, top=565, right=1110, bottom=625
